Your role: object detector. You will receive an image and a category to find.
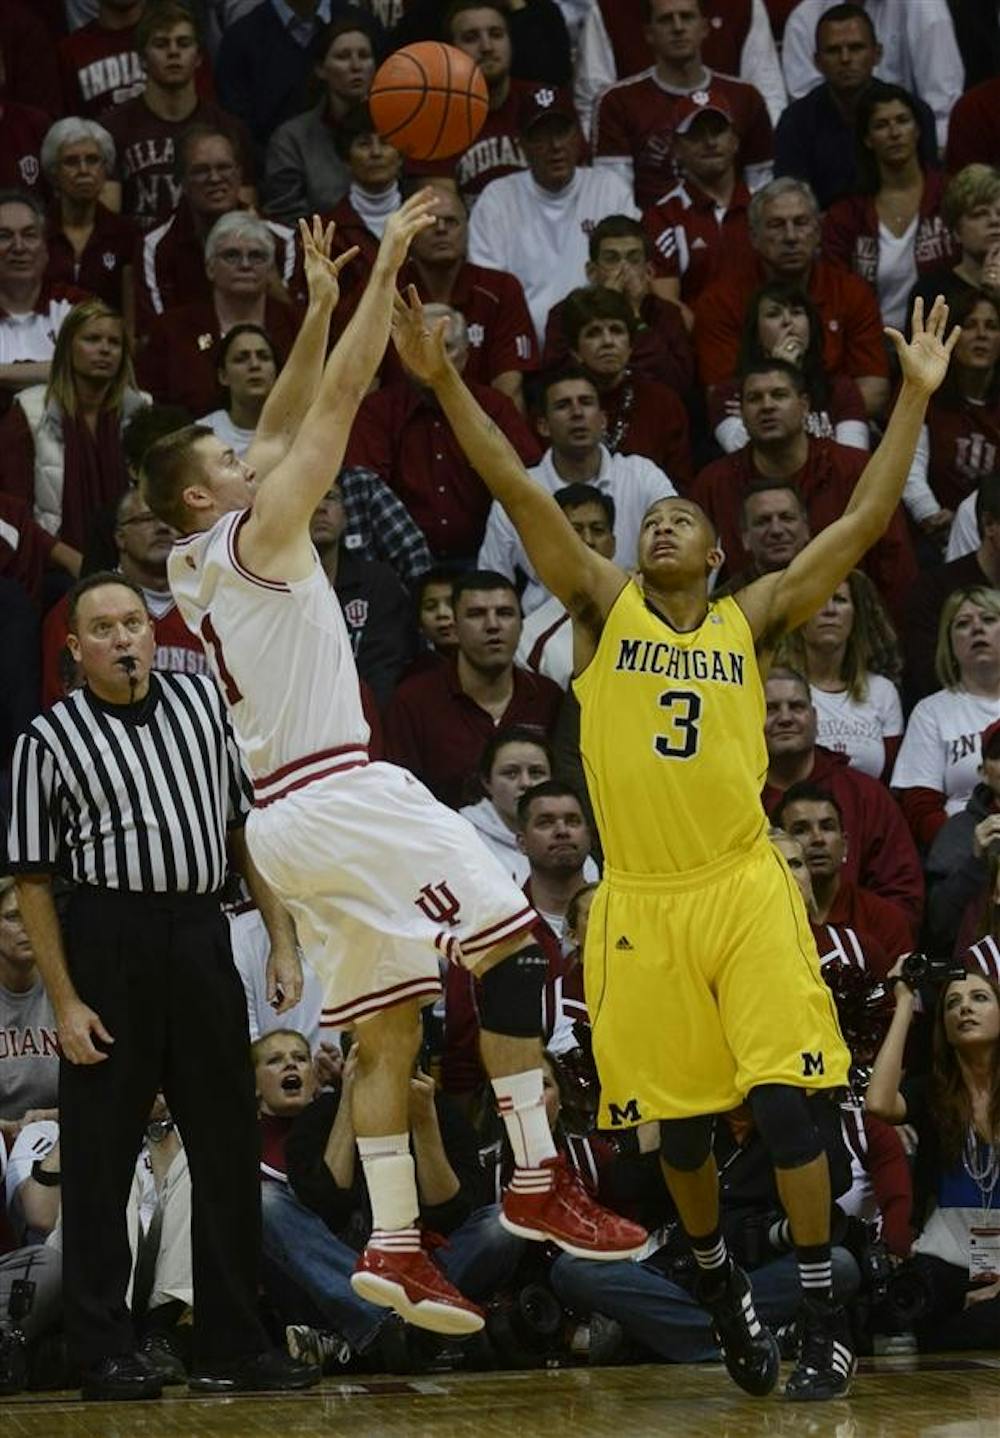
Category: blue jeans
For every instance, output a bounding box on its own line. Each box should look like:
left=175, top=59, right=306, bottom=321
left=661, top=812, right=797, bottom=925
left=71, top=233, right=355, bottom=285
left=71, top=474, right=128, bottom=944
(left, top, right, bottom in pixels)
left=261, top=1183, right=522, bottom=1344
left=550, top=1248, right=861, bottom=1363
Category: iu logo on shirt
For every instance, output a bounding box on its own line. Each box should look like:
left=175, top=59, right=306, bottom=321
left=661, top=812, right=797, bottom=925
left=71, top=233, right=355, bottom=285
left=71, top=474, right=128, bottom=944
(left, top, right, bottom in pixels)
left=415, top=880, right=462, bottom=927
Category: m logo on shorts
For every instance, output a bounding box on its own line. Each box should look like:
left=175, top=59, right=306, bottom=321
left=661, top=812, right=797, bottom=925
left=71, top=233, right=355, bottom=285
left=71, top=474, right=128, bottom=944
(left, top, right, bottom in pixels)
left=608, top=1097, right=642, bottom=1126
left=801, top=1051, right=825, bottom=1077
left=415, top=881, right=462, bottom=927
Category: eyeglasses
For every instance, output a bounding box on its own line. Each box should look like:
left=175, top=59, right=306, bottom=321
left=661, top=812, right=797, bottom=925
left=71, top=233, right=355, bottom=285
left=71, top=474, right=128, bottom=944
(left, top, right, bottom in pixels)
left=188, top=163, right=239, bottom=182
left=215, top=247, right=271, bottom=267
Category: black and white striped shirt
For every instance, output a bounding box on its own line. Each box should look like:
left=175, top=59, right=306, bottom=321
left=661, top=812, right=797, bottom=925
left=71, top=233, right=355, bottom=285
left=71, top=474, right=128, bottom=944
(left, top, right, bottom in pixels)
left=7, top=674, right=251, bottom=894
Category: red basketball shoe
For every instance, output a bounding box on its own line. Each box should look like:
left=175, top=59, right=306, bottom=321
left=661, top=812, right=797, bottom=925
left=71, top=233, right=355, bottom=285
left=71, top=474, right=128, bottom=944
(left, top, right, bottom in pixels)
left=500, top=1155, right=648, bottom=1259
left=350, top=1233, right=485, bottom=1336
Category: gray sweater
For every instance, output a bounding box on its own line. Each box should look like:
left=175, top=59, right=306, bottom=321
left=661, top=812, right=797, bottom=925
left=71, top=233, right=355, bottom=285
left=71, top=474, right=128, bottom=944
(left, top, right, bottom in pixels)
left=925, top=781, right=995, bottom=954
left=263, top=99, right=351, bottom=224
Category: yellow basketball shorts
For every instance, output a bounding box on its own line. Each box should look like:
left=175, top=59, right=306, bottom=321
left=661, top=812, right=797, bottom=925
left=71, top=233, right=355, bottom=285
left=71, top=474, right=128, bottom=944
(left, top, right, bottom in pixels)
left=585, top=838, right=850, bottom=1128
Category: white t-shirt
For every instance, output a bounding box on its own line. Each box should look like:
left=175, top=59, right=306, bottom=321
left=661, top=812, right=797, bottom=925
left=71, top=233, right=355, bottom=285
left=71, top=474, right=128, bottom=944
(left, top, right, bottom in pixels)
left=877, top=220, right=918, bottom=334
left=891, top=687, right=1000, bottom=813
left=517, top=595, right=573, bottom=689
left=198, top=409, right=257, bottom=457
left=478, top=445, right=675, bottom=615
left=468, top=166, right=639, bottom=343
left=810, top=675, right=904, bottom=780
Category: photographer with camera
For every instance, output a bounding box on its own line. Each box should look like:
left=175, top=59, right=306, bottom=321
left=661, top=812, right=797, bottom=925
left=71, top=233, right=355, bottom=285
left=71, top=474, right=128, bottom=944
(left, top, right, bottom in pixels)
left=865, top=959, right=1000, bottom=1348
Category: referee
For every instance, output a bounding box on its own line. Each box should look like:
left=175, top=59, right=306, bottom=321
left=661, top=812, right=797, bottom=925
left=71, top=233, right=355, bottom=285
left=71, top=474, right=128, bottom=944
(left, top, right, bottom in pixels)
left=6, top=572, right=319, bottom=1401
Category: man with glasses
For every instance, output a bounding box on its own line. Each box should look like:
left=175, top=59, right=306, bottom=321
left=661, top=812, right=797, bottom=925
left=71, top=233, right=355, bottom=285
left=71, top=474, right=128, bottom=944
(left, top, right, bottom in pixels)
left=104, top=0, right=253, bottom=231
left=137, top=124, right=298, bottom=326
left=0, top=190, right=85, bottom=404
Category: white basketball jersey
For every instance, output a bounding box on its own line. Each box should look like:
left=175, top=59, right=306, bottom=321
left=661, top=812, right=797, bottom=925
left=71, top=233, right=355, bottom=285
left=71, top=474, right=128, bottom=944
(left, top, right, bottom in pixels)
left=168, top=509, right=369, bottom=780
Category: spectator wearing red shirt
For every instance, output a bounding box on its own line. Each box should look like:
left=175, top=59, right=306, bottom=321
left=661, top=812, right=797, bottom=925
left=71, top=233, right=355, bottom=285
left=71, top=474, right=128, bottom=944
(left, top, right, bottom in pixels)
left=543, top=214, right=694, bottom=399
left=945, top=77, right=1000, bottom=176
left=137, top=211, right=301, bottom=413
left=761, top=668, right=924, bottom=927
left=321, top=105, right=402, bottom=335
left=103, top=2, right=253, bottom=232
left=643, top=100, right=753, bottom=306
left=574, top=0, right=787, bottom=140
left=902, top=292, right=1000, bottom=546
left=42, top=119, right=137, bottom=319
left=0, top=52, right=49, bottom=198
left=821, top=84, right=954, bottom=333
left=707, top=282, right=869, bottom=454
left=380, top=181, right=538, bottom=411
left=560, top=286, right=692, bottom=486
left=694, top=176, right=890, bottom=418
left=345, top=303, right=542, bottom=562
left=384, top=570, right=563, bottom=808
left=774, top=783, right=917, bottom=961
left=0, top=493, right=80, bottom=607
left=691, top=361, right=915, bottom=623
left=715, top=479, right=810, bottom=596
left=137, top=124, right=298, bottom=328
left=432, top=3, right=578, bottom=205
left=57, top=0, right=145, bottom=120
left=592, top=0, right=773, bottom=209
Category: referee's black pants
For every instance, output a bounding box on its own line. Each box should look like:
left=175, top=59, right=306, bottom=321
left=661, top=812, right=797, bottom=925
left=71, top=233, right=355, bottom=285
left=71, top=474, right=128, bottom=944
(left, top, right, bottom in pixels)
left=59, top=886, right=269, bottom=1370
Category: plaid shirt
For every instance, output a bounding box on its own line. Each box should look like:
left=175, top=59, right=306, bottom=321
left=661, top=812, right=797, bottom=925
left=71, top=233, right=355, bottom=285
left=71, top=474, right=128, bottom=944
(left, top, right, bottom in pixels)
left=339, top=467, right=432, bottom=590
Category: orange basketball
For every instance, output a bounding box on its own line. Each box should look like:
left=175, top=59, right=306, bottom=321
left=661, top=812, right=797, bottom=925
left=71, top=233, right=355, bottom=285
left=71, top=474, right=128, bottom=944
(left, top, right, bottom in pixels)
left=369, top=42, right=489, bottom=162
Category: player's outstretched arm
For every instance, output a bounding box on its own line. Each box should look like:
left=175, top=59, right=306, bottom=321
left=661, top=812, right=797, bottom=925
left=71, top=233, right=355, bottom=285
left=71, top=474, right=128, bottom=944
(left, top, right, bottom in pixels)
left=393, top=287, right=626, bottom=621
left=243, top=192, right=438, bottom=573
left=740, top=295, right=959, bottom=647
left=245, top=217, right=357, bottom=481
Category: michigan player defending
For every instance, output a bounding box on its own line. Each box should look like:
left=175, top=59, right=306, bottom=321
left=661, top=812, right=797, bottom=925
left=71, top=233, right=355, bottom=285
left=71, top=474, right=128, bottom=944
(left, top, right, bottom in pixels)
left=392, top=289, right=958, bottom=1397
left=141, top=200, right=646, bottom=1339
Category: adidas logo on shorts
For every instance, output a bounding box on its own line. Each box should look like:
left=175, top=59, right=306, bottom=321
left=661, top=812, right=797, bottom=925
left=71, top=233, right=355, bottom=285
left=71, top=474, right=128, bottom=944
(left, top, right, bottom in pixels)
left=615, top=935, right=634, bottom=951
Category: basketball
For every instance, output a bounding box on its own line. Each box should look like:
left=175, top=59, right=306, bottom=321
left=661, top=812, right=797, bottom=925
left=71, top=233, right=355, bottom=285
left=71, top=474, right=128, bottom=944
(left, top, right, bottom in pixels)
left=369, top=42, right=489, bottom=162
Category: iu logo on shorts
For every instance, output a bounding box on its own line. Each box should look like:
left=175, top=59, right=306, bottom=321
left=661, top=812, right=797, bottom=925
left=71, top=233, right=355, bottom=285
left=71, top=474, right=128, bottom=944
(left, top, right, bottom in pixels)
left=415, top=881, right=462, bottom=927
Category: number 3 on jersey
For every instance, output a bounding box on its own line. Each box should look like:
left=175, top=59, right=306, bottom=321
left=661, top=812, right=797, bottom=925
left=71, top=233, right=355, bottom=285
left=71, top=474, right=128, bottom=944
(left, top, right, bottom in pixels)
left=655, top=689, right=701, bottom=759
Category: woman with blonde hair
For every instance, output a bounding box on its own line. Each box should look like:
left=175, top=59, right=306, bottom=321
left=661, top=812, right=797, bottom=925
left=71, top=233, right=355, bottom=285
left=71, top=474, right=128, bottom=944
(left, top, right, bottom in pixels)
left=0, top=298, right=147, bottom=555
left=776, top=570, right=903, bottom=781
left=892, top=586, right=1000, bottom=845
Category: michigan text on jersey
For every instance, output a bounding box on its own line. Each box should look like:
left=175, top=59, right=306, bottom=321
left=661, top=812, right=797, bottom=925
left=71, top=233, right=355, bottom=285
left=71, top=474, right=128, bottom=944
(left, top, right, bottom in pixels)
left=613, top=638, right=746, bottom=686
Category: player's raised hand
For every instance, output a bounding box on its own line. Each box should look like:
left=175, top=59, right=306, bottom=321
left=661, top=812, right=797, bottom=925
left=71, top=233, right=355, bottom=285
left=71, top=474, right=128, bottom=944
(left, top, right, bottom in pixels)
left=376, top=187, right=439, bottom=273
left=391, top=285, right=451, bottom=384
left=298, top=214, right=358, bottom=310
left=887, top=295, right=961, bottom=395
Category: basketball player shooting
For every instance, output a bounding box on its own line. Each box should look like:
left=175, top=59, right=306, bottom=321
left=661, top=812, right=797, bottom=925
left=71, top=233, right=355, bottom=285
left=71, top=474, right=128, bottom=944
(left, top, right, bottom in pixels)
left=141, top=199, right=646, bottom=1340
left=392, top=287, right=958, bottom=1398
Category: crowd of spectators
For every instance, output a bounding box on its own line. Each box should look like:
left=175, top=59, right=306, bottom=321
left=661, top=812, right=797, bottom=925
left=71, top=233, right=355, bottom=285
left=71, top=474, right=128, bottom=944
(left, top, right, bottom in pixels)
left=1, top=0, right=999, bottom=1394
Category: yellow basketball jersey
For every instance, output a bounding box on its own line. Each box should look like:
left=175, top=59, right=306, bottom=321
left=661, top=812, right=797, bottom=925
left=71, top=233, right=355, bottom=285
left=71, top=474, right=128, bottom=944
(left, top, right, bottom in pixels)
left=574, top=581, right=768, bottom=874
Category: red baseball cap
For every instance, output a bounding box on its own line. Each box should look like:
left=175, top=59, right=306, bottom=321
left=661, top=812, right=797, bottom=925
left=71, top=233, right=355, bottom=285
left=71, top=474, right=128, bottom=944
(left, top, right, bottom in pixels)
left=982, top=718, right=1000, bottom=758
left=674, top=94, right=734, bottom=136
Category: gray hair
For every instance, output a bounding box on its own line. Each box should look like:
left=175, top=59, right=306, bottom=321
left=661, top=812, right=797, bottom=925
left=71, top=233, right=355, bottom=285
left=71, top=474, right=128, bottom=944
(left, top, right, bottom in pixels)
left=41, top=118, right=116, bottom=177
left=748, top=177, right=820, bottom=239
left=422, top=302, right=468, bottom=352
left=204, top=211, right=276, bottom=267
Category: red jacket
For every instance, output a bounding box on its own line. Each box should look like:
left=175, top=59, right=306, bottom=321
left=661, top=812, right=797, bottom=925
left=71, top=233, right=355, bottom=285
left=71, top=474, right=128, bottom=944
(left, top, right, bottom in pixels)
left=544, top=290, right=695, bottom=399
left=763, top=745, right=924, bottom=927
left=813, top=880, right=917, bottom=974
left=694, top=255, right=889, bottom=388
left=691, top=437, right=916, bottom=627
left=821, top=172, right=956, bottom=292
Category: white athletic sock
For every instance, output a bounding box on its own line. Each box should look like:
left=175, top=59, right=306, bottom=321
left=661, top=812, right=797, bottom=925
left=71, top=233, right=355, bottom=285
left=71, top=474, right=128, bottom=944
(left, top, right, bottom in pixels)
left=356, top=1133, right=420, bottom=1244
left=492, top=1068, right=558, bottom=1175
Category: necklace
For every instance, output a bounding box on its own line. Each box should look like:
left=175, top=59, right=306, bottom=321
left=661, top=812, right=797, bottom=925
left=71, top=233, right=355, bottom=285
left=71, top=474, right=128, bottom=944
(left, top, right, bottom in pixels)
left=962, top=1124, right=999, bottom=1214
left=604, top=373, right=635, bottom=454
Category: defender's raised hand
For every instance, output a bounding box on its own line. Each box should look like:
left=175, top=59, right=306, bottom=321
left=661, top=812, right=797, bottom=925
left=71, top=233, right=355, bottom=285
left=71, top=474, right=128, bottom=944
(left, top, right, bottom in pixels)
left=376, top=187, right=439, bottom=273
left=298, top=214, right=358, bottom=310
left=887, top=295, right=961, bottom=395
left=391, top=284, right=451, bottom=385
